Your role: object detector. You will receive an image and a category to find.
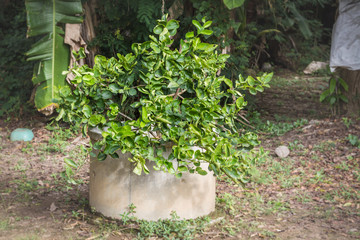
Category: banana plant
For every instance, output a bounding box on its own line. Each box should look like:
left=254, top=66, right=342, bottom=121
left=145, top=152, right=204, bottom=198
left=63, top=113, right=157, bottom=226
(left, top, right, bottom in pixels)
left=25, top=0, right=82, bottom=115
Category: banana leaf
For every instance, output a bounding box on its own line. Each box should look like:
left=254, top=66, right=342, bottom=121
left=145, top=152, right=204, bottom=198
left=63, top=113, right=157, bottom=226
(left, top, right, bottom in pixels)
left=25, top=0, right=82, bottom=115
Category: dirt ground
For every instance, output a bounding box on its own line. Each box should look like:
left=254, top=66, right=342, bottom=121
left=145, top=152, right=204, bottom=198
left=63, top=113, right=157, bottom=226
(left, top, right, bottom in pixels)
left=0, top=72, right=359, bottom=239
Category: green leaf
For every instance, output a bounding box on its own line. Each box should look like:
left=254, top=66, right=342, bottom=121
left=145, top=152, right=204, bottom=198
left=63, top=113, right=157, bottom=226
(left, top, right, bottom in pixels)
left=223, top=0, right=245, bottom=10
left=236, top=97, right=244, bottom=108
left=129, top=88, right=137, bottom=96
left=196, top=167, right=208, bottom=176
left=109, top=83, right=120, bottom=93
left=247, top=76, right=255, bottom=87
left=167, top=81, right=179, bottom=88
left=203, top=21, right=212, bottom=28
left=150, top=42, right=161, bottom=53
left=192, top=20, right=202, bottom=31
left=82, top=105, right=92, bottom=118
left=339, top=78, right=349, bottom=91
left=142, top=107, right=149, bottom=122
left=64, top=158, right=77, bottom=168
left=289, top=3, right=312, bottom=39
left=329, top=96, right=336, bottom=105
left=339, top=95, right=348, bottom=103
left=319, top=89, right=330, bottom=102
left=224, top=78, right=233, bottom=88
left=199, top=29, right=213, bottom=36
left=329, top=78, right=336, bottom=94
left=101, top=91, right=112, bottom=99
left=185, top=31, right=194, bottom=39
left=166, top=19, right=179, bottom=30
left=255, top=85, right=264, bottom=92
left=133, top=162, right=143, bottom=175
left=25, top=0, right=83, bottom=115
left=97, top=152, right=107, bottom=161
left=178, top=166, right=188, bottom=172
left=153, top=25, right=163, bottom=34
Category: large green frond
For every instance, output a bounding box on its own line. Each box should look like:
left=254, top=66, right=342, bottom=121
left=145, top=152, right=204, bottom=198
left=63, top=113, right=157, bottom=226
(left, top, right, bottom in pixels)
left=25, top=0, right=82, bottom=114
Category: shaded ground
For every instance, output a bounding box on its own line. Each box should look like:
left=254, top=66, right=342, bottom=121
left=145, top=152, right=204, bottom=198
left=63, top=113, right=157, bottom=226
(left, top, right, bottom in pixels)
left=0, top=72, right=359, bottom=239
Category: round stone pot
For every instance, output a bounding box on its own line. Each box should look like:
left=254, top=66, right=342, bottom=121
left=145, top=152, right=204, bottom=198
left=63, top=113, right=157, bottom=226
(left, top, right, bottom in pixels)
left=88, top=128, right=216, bottom=220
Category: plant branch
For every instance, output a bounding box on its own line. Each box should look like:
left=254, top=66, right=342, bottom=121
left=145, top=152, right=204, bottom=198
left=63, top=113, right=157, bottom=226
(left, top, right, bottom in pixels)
left=235, top=117, right=255, bottom=129
left=168, top=89, right=186, bottom=99
left=118, top=112, right=134, bottom=121
left=131, top=85, right=146, bottom=89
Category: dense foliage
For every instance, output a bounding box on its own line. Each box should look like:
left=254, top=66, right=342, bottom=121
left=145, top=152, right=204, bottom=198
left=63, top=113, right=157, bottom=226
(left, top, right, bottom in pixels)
left=57, top=16, right=271, bottom=182
left=91, top=0, right=335, bottom=72
left=0, top=0, right=335, bottom=117
left=0, top=1, right=36, bottom=116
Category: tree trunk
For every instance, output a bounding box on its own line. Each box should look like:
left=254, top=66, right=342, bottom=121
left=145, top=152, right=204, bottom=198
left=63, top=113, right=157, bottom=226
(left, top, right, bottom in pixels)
left=338, top=68, right=360, bottom=116
left=82, top=0, right=98, bottom=67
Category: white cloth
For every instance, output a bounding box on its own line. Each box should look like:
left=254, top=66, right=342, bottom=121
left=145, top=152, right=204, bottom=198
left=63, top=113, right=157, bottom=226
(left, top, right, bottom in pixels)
left=330, top=0, right=360, bottom=72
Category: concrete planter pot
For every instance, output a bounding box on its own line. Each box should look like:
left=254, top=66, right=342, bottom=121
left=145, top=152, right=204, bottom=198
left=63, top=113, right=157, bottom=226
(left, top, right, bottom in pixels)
left=88, top=128, right=216, bottom=220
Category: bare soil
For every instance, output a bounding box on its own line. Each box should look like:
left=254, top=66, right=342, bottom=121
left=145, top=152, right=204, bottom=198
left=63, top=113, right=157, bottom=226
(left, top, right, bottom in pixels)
left=0, top=72, right=359, bottom=239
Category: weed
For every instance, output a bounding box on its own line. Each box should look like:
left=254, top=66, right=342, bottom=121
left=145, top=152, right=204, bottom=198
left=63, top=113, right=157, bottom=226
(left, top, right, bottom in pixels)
left=136, top=211, right=209, bottom=239
left=313, top=140, right=336, bottom=152
left=335, top=161, right=350, bottom=171
left=347, top=134, right=360, bottom=148
left=353, top=168, right=360, bottom=182
left=288, top=139, right=305, bottom=151
left=106, top=204, right=210, bottom=239
left=216, top=193, right=237, bottom=216
left=12, top=159, right=27, bottom=172
left=342, top=117, right=353, bottom=129
left=324, top=185, right=360, bottom=202
left=0, top=219, right=10, bottom=230
left=295, top=191, right=312, bottom=203
left=266, top=199, right=291, bottom=214
left=309, top=169, right=326, bottom=184
left=254, top=118, right=308, bottom=136
left=248, top=167, right=272, bottom=184
left=320, top=75, right=348, bottom=116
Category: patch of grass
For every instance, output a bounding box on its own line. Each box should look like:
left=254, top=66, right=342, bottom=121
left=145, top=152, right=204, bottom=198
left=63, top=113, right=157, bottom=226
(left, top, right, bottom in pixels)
left=309, top=169, right=326, bottom=184
left=288, top=139, right=305, bottom=151
left=313, top=140, right=336, bottom=152
left=216, top=193, right=237, bottom=216
left=0, top=219, right=10, bottom=230
left=342, top=117, right=353, bottom=129
left=294, top=191, right=312, bottom=203
left=249, top=113, right=308, bottom=136
left=90, top=205, right=210, bottom=239
left=335, top=161, right=350, bottom=171
left=347, top=134, right=360, bottom=148
left=324, top=185, right=360, bottom=203
left=265, top=199, right=291, bottom=214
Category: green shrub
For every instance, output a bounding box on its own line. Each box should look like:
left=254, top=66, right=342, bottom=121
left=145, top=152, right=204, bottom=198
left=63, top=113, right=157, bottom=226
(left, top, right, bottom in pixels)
left=57, top=16, right=272, bottom=183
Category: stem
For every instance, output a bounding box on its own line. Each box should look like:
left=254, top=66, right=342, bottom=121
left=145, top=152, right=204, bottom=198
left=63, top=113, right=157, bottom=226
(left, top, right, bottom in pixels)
left=118, top=112, right=134, bottom=121
left=131, top=85, right=146, bottom=89
left=168, top=89, right=186, bottom=99
left=220, top=168, right=239, bottom=184
left=173, top=88, right=180, bottom=99
left=235, top=117, right=255, bottom=129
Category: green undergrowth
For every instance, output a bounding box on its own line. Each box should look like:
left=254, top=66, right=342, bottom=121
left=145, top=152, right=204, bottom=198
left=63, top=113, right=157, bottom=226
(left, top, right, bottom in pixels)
left=247, top=111, right=308, bottom=137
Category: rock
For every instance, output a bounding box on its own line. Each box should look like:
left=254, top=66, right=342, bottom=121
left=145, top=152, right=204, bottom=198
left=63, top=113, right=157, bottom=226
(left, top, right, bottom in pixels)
left=303, top=61, right=328, bottom=74
left=261, top=62, right=272, bottom=72
left=275, top=146, right=290, bottom=158
left=10, top=128, right=34, bottom=141
left=50, top=202, right=57, bottom=212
